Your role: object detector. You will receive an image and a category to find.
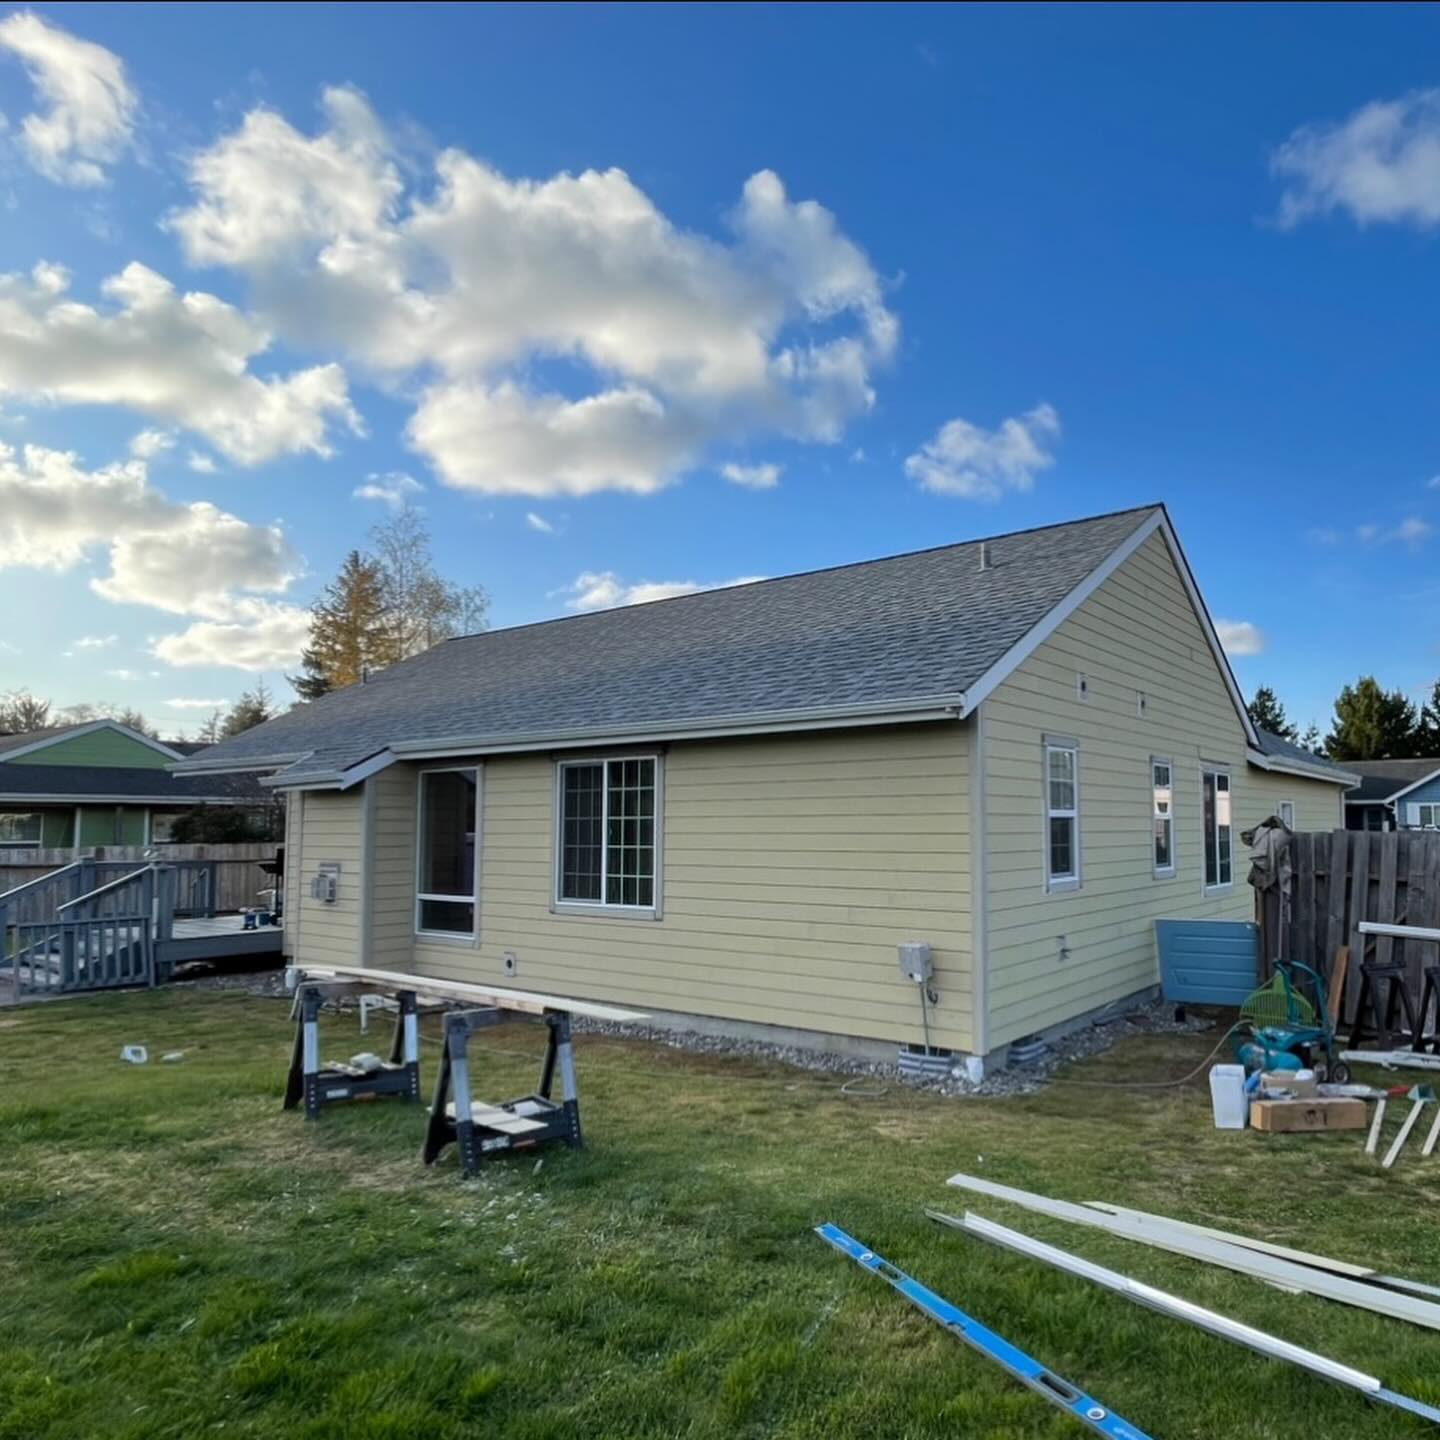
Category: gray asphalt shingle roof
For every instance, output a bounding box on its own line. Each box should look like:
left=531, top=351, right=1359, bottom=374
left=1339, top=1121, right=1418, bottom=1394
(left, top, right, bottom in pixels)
left=0, top=762, right=267, bottom=803
left=1344, top=759, right=1440, bottom=804
left=1252, top=728, right=1355, bottom=780
left=184, top=505, right=1166, bottom=780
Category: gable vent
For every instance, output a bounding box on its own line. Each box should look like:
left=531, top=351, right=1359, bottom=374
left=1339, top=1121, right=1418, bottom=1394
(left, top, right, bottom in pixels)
left=978, top=541, right=994, bottom=571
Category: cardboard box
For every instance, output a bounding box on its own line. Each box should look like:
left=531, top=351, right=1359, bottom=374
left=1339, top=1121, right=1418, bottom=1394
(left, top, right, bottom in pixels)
left=1249, top=1098, right=1367, bottom=1133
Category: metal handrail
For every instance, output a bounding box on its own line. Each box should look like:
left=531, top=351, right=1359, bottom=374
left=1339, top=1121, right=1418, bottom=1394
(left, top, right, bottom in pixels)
left=0, top=860, right=83, bottom=905
left=57, top=864, right=159, bottom=914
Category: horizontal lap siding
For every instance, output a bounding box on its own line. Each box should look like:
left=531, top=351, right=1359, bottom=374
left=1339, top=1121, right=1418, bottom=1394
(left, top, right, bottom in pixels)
left=983, top=531, right=1343, bottom=1049
left=411, top=723, right=975, bottom=1050
left=293, top=788, right=364, bottom=966
left=369, top=765, right=417, bottom=969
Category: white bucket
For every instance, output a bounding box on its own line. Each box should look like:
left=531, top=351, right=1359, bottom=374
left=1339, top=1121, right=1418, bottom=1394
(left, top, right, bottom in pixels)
left=1209, top=1063, right=1248, bottom=1129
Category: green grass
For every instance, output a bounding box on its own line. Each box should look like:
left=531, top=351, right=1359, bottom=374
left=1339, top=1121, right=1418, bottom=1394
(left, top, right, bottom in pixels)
left=2, top=990, right=1438, bottom=1439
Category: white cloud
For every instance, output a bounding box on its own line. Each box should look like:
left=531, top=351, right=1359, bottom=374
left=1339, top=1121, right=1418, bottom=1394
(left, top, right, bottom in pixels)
left=165, top=91, right=895, bottom=495
left=103, top=667, right=139, bottom=681
left=1306, top=526, right=1341, bottom=546
left=904, top=404, right=1060, bottom=500
left=409, top=381, right=701, bottom=497
left=1357, top=516, right=1433, bottom=545
left=187, top=451, right=217, bottom=474
left=165, top=696, right=230, bottom=710
left=1428, top=474, right=1440, bottom=489
left=525, top=511, right=554, bottom=534
left=1215, top=619, right=1265, bottom=657
left=129, top=428, right=174, bottom=459
left=0, top=442, right=305, bottom=669
left=0, top=260, right=362, bottom=464
left=352, top=470, right=423, bottom=507
left=71, top=633, right=118, bottom=649
left=151, top=599, right=310, bottom=672
left=719, top=461, right=782, bottom=490
left=0, top=11, right=136, bottom=187
left=561, top=570, right=766, bottom=613
left=1273, top=90, right=1440, bottom=228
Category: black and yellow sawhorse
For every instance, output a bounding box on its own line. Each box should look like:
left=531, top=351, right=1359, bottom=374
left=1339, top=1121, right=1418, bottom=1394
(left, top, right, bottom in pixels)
left=422, top=1006, right=583, bottom=1175
left=283, top=980, right=422, bottom=1118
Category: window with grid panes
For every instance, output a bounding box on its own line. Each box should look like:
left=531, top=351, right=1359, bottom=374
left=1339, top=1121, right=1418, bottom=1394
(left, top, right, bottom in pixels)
left=557, top=757, right=657, bottom=908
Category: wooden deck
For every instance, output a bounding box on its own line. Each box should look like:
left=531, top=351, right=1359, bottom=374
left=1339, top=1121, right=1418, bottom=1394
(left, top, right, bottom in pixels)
left=159, top=915, right=284, bottom=966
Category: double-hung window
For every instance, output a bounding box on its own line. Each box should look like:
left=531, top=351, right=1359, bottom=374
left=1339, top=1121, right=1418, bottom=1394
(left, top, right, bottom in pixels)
left=1152, top=758, right=1175, bottom=877
left=416, top=767, right=479, bottom=936
left=1044, top=738, right=1080, bottom=892
left=1417, top=803, right=1440, bottom=830
left=1201, top=765, right=1233, bottom=892
left=0, top=811, right=42, bottom=846
left=556, top=756, right=660, bottom=911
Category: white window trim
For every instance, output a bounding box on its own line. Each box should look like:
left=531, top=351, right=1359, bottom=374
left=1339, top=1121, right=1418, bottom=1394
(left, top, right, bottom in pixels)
left=552, top=753, right=664, bottom=919
left=1200, top=763, right=1234, bottom=896
left=1278, top=800, right=1295, bottom=830
left=1151, top=756, right=1176, bottom=879
left=1415, top=802, right=1440, bottom=831
left=414, top=764, right=482, bottom=943
left=1043, top=735, right=1081, bottom=894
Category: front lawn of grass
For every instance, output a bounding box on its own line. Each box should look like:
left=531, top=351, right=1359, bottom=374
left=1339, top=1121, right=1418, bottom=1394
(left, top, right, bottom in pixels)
left=2, top=988, right=1438, bottom=1439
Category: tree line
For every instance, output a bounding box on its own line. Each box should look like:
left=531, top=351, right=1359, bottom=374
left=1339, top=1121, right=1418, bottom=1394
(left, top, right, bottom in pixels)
left=1247, top=677, right=1440, bottom=761
left=0, top=685, right=278, bottom=744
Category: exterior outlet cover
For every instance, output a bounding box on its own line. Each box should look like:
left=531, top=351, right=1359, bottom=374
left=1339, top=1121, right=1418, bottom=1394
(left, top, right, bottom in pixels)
left=898, top=941, right=933, bottom=983
left=502, top=950, right=518, bottom=976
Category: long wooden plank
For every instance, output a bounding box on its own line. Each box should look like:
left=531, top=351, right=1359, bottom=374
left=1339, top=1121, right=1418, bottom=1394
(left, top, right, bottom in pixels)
left=944, top=1172, right=1440, bottom=1331
left=1382, top=1100, right=1427, bottom=1169
left=291, top=962, right=649, bottom=1022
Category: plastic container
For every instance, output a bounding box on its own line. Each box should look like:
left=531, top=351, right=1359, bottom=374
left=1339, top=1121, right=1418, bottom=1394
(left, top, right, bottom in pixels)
left=1209, top=1063, right=1248, bottom=1129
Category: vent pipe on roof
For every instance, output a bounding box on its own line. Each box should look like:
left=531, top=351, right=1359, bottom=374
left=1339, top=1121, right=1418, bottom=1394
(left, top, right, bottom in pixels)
left=978, top=541, right=993, bottom=571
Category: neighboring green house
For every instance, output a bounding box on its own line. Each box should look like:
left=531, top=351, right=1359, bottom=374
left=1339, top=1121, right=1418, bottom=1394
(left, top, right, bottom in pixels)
left=0, top=721, right=268, bottom=849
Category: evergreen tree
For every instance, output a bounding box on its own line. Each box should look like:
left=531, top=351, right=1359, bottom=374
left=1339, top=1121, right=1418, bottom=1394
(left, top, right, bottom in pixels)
left=1300, top=721, right=1323, bottom=755
left=288, top=551, right=397, bottom=700
left=1246, top=685, right=1298, bottom=741
left=1325, top=676, right=1420, bottom=760
left=1417, top=679, right=1440, bottom=755
left=195, top=709, right=225, bottom=744
left=221, top=680, right=276, bottom=738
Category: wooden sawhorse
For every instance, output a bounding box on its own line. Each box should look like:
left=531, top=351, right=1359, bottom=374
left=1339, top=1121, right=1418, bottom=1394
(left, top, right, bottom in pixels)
left=422, top=1007, right=583, bottom=1175
left=283, top=981, right=422, bottom=1118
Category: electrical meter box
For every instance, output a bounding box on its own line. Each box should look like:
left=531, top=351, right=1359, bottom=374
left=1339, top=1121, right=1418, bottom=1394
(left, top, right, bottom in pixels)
left=897, top=941, right=933, bottom=984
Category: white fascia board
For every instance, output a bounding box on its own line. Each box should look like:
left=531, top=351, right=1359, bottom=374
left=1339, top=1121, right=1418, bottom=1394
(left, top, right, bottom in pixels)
left=263, top=748, right=397, bottom=792
left=953, top=511, right=1262, bottom=748
left=1245, top=748, right=1359, bottom=787
left=1385, top=766, right=1440, bottom=805
left=169, top=751, right=311, bottom=776
left=386, top=698, right=965, bottom=762
left=956, top=511, right=1164, bottom=715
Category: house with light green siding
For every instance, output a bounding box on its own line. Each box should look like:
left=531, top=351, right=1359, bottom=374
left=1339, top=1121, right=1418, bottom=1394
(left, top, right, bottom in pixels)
left=0, top=721, right=269, bottom=850
left=175, top=505, right=1356, bottom=1068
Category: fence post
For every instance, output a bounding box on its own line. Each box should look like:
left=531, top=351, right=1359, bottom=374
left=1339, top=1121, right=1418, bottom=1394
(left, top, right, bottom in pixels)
left=156, top=867, right=176, bottom=946
left=1, top=900, right=13, bottom=1003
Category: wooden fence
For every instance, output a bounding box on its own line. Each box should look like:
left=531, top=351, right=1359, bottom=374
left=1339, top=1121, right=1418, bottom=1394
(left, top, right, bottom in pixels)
left=0, top=842, right=278, bottom=914
left=1257, top=829, right=1440, bottom=1025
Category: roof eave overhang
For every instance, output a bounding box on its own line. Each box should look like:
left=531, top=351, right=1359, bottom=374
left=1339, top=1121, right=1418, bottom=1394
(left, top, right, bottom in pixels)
left=169, top=751, right=311, bottom=777
left=0, top=792, right=253, bottom=805
left=261, top=698, right=968, bottom=792
left=1245, top=748, right=1359, bottom=788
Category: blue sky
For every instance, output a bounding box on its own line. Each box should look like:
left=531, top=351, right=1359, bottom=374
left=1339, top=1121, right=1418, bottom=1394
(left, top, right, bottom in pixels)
left=1, top=3, right=1438, bottom=736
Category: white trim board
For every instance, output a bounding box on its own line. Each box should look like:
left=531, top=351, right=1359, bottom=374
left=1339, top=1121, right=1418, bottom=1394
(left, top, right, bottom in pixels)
left=931, top=1210, right=1381, bottom=1395
left=944, top=1171, right=1440, bottom=1331
left=1386, top=766, right=1440, bottom=806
